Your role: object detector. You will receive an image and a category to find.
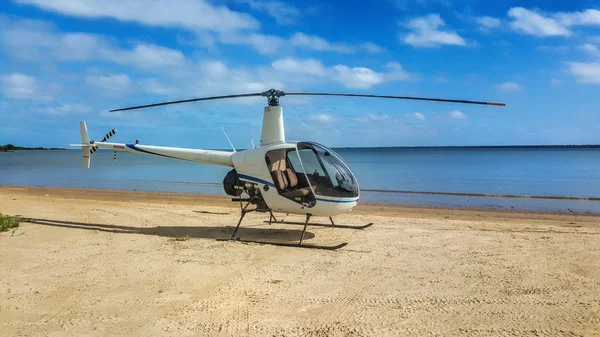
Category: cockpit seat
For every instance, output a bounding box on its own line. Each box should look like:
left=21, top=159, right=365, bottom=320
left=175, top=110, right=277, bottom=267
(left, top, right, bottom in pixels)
left=267, top=150, right=313, bottom=198
left=280, top=188, right=311, bottom=198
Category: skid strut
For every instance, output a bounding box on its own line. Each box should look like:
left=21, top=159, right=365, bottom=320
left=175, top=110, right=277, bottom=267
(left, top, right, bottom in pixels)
left=220, top=198, right=348, bottom=250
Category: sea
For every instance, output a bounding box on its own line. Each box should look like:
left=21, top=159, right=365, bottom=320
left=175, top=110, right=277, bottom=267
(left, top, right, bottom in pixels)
left=1, top=147, right=600, bottom=214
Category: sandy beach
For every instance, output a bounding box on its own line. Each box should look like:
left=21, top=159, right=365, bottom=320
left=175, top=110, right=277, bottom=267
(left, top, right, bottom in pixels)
left=1, top=186, right=599, bottom=336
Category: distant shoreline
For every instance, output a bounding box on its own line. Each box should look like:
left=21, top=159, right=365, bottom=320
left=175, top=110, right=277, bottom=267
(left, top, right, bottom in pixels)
left=0, top=144, right=65, bottom=152
left=334, top=144, right=600, bottom=150
left=3, top=144, right=597, bottom=152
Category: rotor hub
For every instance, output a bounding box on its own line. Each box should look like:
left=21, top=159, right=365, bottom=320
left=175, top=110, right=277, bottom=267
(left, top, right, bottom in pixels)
left=261, top=89, right=285, bottom=106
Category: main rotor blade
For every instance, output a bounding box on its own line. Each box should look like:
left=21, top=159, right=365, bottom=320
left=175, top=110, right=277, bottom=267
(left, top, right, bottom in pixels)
left=284, top=92, right=506, bottom=106
left=109, top=92, right=263, bottom=112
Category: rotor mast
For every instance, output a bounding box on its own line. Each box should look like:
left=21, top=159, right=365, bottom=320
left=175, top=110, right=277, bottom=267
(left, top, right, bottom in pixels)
left=260, top=89, right=286, bottom=146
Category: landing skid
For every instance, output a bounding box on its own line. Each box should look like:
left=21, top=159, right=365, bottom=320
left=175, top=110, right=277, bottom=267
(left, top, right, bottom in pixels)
left=264, top=219, right=373, bottom=230
left=222, top=196, right=349, bottom=250
left=217, top=238, right=348, bottom=250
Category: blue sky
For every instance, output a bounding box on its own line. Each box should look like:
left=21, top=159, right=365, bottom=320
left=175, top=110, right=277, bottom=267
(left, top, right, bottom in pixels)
left=1, top=0, right=599, bottom=148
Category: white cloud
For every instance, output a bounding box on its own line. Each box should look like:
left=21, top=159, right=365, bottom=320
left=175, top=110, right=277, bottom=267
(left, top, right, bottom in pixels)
left=405, top=112, right=426, bottom=120
left=0, top=16, right=186, bottom=70
left=272, top=58, right=326, bottom=76
left=449, top=110, right=466, bottom=119
left=200, top=61, right=230, bottom=79
left=475, top=16, right=502, bottom=30
left=0, top=73, right=37, bottom=99
left=138, top=79, right=173, bottom=95
left=43, top=103, right=90, bottom=115
left=309, top=114, right=333, bottom=123
left=496, top=81, right=522, bottom=92
left=271, top=58, right=411, bottom=89
left=555, top=9, right=600, bottom=27
left=289, top=33, right=354, bottom=53
left=508, top=7, right=571, bottom=37
left=550, top=78, right=563, bottom=86
left=86, top=74, right=131, bottom=91
left=402, top=14, right=467, bottom=48
left=288, top=33, right=383, bottom=54
left=103, top=44, right=186, bottom=69
left=360, top=42, right=385, bottom=54
left=366, top=113, right=391, bottom=121
left=537, top=45, right=569, bottom=53
left=567, top=62, right=600, bottom=83
left=15, top=0, right=259, bottom=33
left=331, top=66, right=385, bottom=89
left=351, top=113, right=394, bottom=124
left=240, top=0, right=301, bottom=25
left=507, top=8, right=600, bottom=38
left=580, top=43, right=600, bottom=56
left=0, top=16, right=106, bottom=62
left=5, top=5, right=378, bottom=58
left=219, top=32, right=285, bottom=55
left=383, top=62, right=412, bottom=81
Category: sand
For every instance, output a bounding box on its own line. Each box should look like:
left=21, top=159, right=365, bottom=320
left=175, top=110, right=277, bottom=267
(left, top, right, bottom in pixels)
left=1, top=186, right=599, bottom=336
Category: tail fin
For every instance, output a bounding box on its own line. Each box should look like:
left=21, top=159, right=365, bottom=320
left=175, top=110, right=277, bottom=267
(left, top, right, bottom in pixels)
left=68, top=121, right=119, bottom=169
left=80, top=121, right=91, bottom=169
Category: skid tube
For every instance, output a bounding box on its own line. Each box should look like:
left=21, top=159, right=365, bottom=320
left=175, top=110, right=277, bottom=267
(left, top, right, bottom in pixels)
left=264, top=216, right=374, bottom=230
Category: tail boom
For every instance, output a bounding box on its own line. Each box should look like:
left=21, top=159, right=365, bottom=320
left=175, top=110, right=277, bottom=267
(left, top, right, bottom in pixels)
left=94, top=142, right=234, bottom=167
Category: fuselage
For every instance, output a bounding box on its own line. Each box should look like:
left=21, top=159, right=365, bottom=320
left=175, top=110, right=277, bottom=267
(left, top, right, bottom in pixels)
left=232, top=141, right=359, bottom=216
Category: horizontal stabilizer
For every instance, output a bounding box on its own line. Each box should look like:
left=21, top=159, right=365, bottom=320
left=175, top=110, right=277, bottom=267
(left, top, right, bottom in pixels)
left=68, top=144, right=92, bottom=147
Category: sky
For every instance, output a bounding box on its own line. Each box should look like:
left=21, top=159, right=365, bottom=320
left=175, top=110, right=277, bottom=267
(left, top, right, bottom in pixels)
left=1, top=0, right=599, bottom=148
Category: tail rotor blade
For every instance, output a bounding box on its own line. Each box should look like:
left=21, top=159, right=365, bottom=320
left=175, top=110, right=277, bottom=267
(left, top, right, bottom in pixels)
left=101, top=129, right=117, bottom=142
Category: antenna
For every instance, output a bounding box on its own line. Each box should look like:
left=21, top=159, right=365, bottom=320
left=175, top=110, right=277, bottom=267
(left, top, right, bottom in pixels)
left=247, top=124, right=255, bottom=149
left=221, top=127, right=236, bottom=152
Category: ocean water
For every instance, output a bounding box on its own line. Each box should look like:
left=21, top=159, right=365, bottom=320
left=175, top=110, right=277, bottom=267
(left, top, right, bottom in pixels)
left=1, top=148, right=600, bottom=213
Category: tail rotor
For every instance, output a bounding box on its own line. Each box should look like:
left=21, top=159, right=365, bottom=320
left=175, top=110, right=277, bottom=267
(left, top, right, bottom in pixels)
left=68, top=121, right=117, bottom=169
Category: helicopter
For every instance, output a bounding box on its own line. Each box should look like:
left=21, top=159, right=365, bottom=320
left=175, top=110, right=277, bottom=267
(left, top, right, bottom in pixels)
left=70, top=89, right=505, bottom=249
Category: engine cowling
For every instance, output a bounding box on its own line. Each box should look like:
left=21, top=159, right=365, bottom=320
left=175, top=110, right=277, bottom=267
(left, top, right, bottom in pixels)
left=222, top=169, right=244, bottom=196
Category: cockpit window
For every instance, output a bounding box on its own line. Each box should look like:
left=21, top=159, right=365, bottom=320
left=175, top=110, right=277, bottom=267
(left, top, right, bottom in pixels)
left=294, top=142, right=359, bottom=198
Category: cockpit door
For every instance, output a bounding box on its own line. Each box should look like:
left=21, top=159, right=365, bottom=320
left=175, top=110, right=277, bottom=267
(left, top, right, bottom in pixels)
left=265, top=148, right=316, bottom=207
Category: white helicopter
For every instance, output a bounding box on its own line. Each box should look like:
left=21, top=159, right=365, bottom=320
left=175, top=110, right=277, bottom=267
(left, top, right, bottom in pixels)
left=71, top=89, right=505, bottom=249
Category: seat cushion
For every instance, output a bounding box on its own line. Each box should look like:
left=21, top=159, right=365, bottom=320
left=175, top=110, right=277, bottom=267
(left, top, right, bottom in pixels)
left=273, top=170, right=287, bottom=190
left=285, top=168, right=298, bottom=188
left=280, top=187, right=312, bottom=198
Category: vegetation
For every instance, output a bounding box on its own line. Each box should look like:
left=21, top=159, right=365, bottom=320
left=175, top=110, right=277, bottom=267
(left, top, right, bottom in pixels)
left=0, top=213, right=21, bottom=232
left=0, top=144, right=64, bottom=152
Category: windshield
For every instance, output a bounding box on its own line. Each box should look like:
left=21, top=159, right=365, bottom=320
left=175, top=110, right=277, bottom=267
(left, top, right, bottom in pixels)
left=292, top=142, right=359, bottom=198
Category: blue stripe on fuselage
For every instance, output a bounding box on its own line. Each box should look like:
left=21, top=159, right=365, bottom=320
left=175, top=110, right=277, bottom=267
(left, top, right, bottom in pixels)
left=316, top=198, right=359, bottom=203
left=125, top=144, right=178, bottom=159
left=238, top=173, right=276, bottom=188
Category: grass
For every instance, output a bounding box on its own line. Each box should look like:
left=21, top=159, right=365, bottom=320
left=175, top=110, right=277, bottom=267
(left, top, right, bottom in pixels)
left=0, top=213, right=21, bottom=232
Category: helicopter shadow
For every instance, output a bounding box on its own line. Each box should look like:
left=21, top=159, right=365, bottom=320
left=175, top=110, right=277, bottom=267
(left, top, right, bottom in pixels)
left=192, top=210, right=231, bottom=215
left=26, top=218, right=316, bottom=242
